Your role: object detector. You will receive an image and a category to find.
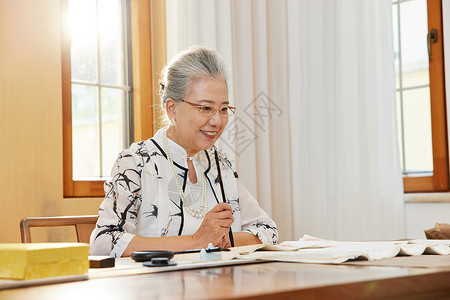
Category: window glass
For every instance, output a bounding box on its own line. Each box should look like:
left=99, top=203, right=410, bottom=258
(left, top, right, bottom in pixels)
left=100, top=87, right=129, bottom=176
left=72, top=84, right=100, bottom=178
left=69, top=0, right=98, bottom=83
left=98, top=0, right=127, bottom=86
left=402, top=87, right=433, bottom=173
left=393, top=0, right=433, bottom=175
left=399, top=0, right=429, bottom=89
left=69, top=0, right=132, bottom=179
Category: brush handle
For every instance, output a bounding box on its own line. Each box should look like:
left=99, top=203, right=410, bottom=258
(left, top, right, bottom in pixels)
left=214, top=148, right=235, bottom=247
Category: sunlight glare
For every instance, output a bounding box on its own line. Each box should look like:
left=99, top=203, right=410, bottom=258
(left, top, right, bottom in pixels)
left=68, top=0, right=97, bottom=47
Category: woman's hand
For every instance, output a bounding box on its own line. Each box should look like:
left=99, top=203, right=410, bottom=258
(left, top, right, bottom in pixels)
left=192, top=203, right=234, bottom=247
left=216, top=235, right=231, bottom=248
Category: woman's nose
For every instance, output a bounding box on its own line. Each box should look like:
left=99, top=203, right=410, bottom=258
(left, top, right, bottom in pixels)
left=208, top=110, right=223, bottom=126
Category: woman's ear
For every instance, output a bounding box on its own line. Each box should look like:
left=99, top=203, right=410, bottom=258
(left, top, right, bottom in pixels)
left=165, top=98, right=177, bottom=119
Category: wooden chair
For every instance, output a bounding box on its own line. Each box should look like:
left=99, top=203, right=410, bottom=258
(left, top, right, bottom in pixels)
left=20, top=215, right=98, bottom=243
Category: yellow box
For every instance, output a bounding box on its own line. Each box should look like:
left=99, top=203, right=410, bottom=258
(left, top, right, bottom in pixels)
left=0, top=243, right=89, bottom=280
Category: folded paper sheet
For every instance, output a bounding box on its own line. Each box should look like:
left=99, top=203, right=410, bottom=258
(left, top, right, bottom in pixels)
left=238, top=235, right=450, bottom=264
left=0, top=243, right=89, bottom=280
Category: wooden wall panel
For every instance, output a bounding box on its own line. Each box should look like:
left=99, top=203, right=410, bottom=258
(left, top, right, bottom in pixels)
left=150, top=0, right=167, bottom=131
left=0, top=0, right=166, bottom=243
left=0, top=0, right=65, bottom=242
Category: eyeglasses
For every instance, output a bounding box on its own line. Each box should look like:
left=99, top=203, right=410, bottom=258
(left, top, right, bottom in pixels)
left=180, top=99, right=236, bottom=118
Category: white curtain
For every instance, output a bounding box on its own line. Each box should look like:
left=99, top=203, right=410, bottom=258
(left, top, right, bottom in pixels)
left=165, top=0, right=405, bottom=242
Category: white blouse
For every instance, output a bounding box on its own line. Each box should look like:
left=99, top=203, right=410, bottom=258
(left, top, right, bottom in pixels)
left=90, top=129, right=278, bottom=257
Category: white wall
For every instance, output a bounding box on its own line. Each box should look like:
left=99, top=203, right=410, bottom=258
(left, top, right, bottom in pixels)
left=405, top=202, right=450, bottom=238
left=404, top=1, right=450, bottom=239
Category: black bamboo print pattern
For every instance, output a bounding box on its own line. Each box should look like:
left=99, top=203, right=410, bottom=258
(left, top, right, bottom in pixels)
left=91, top=130, right=279, bottom=256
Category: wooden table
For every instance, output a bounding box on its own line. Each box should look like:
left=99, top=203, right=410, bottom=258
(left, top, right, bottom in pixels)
left=1, top=261, right=449, bottom=299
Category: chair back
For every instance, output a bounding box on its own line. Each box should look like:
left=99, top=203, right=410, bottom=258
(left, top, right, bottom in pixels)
left=20, top=215, right=98, bottom=243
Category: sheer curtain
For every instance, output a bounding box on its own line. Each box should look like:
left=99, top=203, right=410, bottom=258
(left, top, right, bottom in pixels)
left=165, top=0, right=405, bottom=242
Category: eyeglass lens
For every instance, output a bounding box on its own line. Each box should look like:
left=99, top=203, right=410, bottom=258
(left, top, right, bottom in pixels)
left=200, top=106, right=234, bottom=117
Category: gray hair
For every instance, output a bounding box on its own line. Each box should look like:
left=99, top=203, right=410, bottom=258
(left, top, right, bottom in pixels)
left=159, top=46, right=228, bottom=107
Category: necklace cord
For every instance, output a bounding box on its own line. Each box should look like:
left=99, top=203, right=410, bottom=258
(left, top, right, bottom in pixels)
left=214, top=147, right=235, bottom=247
left=163, top=130, right=208, bottom=219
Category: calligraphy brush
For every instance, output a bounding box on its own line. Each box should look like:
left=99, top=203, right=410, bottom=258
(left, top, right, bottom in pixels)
left=214, top=147, right=235, bottom=247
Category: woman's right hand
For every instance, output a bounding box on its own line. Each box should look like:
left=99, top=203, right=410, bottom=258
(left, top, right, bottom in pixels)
left=192, top=203, right=234, bottom=247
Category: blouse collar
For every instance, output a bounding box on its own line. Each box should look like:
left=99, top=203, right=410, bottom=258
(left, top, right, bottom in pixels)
left=153, top=128, right=208, bottom=169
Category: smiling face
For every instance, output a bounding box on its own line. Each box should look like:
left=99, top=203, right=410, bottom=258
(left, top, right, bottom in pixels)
left=166, top=76, right=229, bottom=157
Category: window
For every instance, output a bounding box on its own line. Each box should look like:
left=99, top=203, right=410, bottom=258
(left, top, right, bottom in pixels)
left=62, top=0, right=158, bottom=197
left=393, top=0, right=448, bottom=192
left=69, top=0, right=133, bottom=180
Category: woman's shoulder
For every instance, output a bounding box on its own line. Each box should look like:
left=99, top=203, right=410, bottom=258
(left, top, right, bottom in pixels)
left=121, top=139, right=155, bottom=154
left=117, top=138, right=164, bottom=164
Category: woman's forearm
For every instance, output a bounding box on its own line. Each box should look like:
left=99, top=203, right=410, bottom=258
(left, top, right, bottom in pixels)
left=232, top=232, right=262, bottom=246
left=122, top=231, right=262, bottom=257
left=122, top=235, right=203, bottom=257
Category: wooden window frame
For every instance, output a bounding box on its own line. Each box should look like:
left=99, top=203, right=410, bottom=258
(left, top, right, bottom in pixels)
left=62, top=0, right=165, bottom=197
left=402, top=0, right=448, bottom=193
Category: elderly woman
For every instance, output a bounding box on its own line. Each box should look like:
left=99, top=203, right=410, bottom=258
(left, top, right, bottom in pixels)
left=90, top=46, right=278, bottom=257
